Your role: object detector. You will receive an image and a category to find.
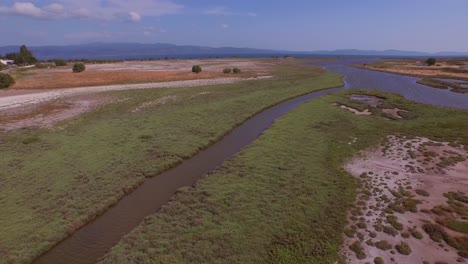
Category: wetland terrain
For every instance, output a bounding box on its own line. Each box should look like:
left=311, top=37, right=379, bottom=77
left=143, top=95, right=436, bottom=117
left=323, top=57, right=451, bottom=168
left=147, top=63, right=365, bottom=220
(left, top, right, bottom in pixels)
left=0, top=57, right=467, bottom=264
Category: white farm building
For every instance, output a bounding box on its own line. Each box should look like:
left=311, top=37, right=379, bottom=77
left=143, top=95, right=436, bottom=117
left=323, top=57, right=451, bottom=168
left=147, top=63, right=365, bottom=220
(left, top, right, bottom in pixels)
left=0, top=59, right=15, bottom=65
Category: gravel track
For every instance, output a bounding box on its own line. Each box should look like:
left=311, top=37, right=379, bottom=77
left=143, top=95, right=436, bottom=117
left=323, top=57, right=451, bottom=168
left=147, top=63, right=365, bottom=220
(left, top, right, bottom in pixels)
left=0, top=76, right=271, bottom=111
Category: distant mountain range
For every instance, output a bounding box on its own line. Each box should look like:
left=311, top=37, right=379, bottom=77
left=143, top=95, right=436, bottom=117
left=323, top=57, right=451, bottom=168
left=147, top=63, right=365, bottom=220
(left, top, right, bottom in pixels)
left=308, top=49, right=468, bottom=57
left=0, top=43, right=467, bottom=60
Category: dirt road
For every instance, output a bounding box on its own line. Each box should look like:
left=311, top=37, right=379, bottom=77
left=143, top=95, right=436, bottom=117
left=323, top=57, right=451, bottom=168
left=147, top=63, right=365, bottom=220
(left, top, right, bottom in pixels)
left=0, top=76, right=271, bottom=111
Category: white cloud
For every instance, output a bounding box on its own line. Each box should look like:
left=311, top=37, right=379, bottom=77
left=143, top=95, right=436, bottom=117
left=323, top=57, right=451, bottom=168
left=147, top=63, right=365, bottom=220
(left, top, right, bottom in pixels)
left=0, top=2, right=47, bottom=18
left=204, top=7, right=258, bottom=17
left=204, top=6, right=230, bottom=16
left=128, top=11, right=141, bottom=22
left=221, top=24, right=229, bottom=29
left=0, top=1, right=183, bottom=22
left=115, top=11, right=142, bottom=22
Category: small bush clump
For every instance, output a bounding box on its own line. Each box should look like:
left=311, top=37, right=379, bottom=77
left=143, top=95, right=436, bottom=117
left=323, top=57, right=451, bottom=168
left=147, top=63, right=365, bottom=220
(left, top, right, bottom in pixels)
left=415, top=189, right=430, bottom=197
left=383, top=225, right=399, bottom=237
left=374, top=256, right=385, bottom=264
left=386, top=215, right=403, bottom=231
left=72, top=63, right=86, bottom=73
left=233, top=67, right=241, bottom=74
left=192, top=65, right=202, bottom=73
left=223, top=68, right=232, bottom=74
left=375, top=240, right=392, bottom=251
left=395, top=241, right=412, bottom=255
left=22, top=136, right=40, bottom=145
left=349, top=241, right=366, bottom=259
left=411, top=229, right=424, bottom=239
left=0, top=73, right=15, bottom=89
left=54, top=59, right=67, bottom=66
left=426, top=58, right=437, bottom=66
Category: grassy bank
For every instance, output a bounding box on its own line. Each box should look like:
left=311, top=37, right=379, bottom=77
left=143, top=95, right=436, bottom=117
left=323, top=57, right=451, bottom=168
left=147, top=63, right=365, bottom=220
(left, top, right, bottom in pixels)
left=100, top=90, right=468, bottom=264
left=0, top=61, right=342, bottom=263
left=416, top=78, right=468, bottom=93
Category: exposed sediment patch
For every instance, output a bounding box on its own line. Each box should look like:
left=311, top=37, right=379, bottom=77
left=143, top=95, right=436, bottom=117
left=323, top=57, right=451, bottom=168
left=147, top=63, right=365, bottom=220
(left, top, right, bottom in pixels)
left=342, top=135, right=468, bottom=264
left=0, top=96, right=106, bottom=131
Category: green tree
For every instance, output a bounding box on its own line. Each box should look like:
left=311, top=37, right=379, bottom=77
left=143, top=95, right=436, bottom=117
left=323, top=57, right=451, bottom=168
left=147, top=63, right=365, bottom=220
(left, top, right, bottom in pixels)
left=20, top=45, right=37, bottom=65
left=425, top=58, right=436, bottom=66
left=192, top=65, right=202, bottom=73
left=6, top=45, right=37, bottom=65
left=72, top=63, right=86, bottom=73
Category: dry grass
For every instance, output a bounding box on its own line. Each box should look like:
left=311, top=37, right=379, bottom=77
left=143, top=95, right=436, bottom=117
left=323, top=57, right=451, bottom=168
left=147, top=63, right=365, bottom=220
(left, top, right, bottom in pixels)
left=11, top=70, right=232, bottom=89
left=9, top=58, right=273, bottom=90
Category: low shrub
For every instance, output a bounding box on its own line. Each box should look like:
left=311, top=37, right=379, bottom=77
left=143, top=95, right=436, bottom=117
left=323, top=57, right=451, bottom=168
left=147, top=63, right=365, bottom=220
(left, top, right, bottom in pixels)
left=374, top=256, right=385, bottom=264
left=411, top=229, right=423, bottom=239
left=446, top=219, right=468, bottom=234
left=386, top=215, right=404, bottom=230
left=383, top=225, right=398, bottom=236
left=223, top=68, right=232, bottom=74
left=415, top=189, right=430, bottom=197
left=22, top=136, right=40, bottom=145
left=375, top=240, right=392, bottom=251
left=233, top=67, right=241, bottom=74
left=54, top=59, right=67, bottom=66
left=34, top=63, right=49, bottom=69
left=349, top=241, right=366, bottom=259
left=0, top=72, right=15, bottom=89
left=192, top=65, right=202, bottom=73
left=395, top=241, right=412, bottom=255
left=72, top=63, right=86, bottom=73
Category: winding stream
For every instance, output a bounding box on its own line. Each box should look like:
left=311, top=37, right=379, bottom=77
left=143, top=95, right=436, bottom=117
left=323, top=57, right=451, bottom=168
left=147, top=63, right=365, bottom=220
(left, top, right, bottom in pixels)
left=33, top=59, right=468, bottom=264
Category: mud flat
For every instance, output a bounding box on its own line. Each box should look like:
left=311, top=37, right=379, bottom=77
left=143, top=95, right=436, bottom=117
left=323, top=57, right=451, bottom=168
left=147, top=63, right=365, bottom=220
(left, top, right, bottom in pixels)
left=342, top=135, right=468, bottom=263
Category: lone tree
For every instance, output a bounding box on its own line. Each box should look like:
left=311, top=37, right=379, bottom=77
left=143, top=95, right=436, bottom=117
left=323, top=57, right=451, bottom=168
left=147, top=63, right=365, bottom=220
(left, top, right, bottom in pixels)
left=72, top=62, right=86, bottom=73
left=0, top=73, right=15, bottom=89
left=192, top=65, right=202, bottom=73
left=425, top=58, right=436, bottom=66
left=6, top=45, right=37, bottom=66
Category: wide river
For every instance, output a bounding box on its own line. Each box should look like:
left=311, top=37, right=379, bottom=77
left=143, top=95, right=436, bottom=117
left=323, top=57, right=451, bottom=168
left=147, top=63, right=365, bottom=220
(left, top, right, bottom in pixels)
left=318, top=58, right=468, bottom=109
left=33, top=59, right=468, bottom=264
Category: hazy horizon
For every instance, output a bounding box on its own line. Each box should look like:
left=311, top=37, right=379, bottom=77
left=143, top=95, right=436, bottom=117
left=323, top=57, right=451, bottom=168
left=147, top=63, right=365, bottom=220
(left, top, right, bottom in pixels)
left=1, top=0, right=467, bottom=53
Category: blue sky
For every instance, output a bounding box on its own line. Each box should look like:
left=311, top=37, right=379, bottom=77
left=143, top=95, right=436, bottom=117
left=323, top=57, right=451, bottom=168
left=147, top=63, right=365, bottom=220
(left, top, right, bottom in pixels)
left=0, top=0, right=467, bottom=52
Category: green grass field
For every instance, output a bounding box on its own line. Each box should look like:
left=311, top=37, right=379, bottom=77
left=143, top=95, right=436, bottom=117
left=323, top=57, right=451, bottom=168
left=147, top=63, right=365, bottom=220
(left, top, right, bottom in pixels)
left=0, top=61, right=343, bottom=263
left=100, top=90, right=468, bottom=264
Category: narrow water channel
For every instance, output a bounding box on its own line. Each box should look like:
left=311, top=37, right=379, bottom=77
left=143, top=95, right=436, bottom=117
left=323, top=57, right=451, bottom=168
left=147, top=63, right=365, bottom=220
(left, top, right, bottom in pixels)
left=33, top=86, right=346, bottom=264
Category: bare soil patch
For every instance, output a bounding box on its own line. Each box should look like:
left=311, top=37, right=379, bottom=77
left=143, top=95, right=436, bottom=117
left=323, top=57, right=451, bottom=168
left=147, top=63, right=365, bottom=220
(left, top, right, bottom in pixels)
left=342, top=135, right=468, bottom=263
left=381, top=108, right=408, bottom=119
left=334, top=94, right=409, bottom=119
left=10, top=58, right=274, bottom=90
left=0, top=95, right=106, bottom=131
left=334, top=103, right=372, bottom=115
